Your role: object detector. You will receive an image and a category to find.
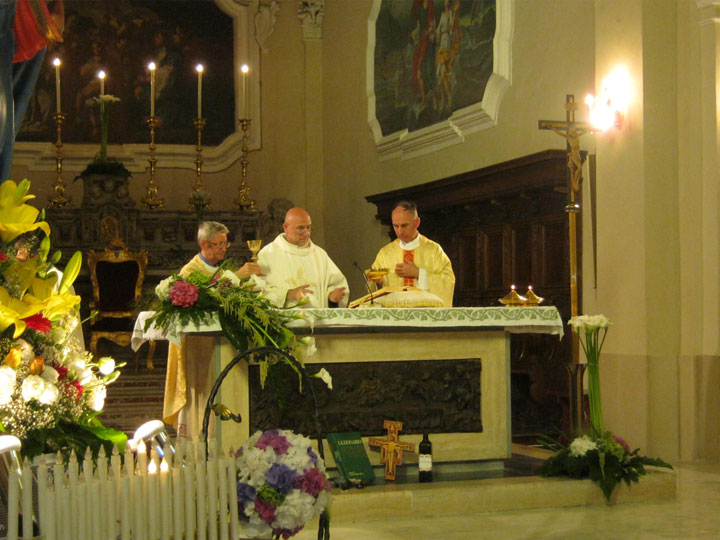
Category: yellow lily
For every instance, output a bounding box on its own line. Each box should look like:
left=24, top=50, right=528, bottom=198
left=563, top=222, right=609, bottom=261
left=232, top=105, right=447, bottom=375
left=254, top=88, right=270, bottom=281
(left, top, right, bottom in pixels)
left=0, top=179, right=51, bottom=243
left=24, top=292, right=81, bottom=322
left=0, top=287, right=43, bottom=338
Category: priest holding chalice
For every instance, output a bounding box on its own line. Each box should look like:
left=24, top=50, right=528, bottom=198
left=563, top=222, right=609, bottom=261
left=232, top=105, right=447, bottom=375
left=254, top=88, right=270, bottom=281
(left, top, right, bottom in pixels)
left=369, top=201, right=455, bottom=307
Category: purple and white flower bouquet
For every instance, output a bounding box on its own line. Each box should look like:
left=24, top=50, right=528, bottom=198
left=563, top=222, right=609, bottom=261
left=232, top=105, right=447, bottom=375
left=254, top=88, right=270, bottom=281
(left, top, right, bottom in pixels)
left=236, top=429, right=331, bottom=539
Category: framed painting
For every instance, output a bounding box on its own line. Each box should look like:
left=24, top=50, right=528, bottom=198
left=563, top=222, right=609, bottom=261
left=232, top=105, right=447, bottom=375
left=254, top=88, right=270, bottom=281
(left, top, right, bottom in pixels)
left=367, top=0, right=513, bottom=160
left=15, top=0, right=265, bottom=174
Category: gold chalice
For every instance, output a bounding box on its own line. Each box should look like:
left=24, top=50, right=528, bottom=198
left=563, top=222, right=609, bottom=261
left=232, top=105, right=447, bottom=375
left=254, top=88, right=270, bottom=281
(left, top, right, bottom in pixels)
left=365, top=268, right=389, bottom=282
left=247, top=239, right=262, bottom=262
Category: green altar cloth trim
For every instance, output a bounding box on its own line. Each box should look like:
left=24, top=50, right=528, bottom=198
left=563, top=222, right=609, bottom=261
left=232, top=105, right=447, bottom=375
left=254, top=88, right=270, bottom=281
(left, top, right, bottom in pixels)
left=132, top=306, right=563, bottom=350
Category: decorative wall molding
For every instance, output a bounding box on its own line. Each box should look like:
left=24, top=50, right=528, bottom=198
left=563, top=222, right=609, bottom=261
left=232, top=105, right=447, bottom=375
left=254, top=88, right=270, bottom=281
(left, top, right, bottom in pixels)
left=255, top=0, right=281, bottom=52
left=367, top=0, right=514, bottom=161
left=297, top=0, right=324, bottom=40
left=15, top=0, right=263, bottom=174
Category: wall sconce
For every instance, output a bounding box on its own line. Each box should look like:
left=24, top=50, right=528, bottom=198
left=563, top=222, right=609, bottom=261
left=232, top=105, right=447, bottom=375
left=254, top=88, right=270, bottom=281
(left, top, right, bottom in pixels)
left=585, top=66, right=631, bottom=131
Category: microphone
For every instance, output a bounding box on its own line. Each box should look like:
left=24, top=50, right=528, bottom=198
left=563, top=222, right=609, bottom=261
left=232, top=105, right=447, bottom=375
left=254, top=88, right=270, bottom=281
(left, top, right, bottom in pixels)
left=353, top=261, right=374, bottom=305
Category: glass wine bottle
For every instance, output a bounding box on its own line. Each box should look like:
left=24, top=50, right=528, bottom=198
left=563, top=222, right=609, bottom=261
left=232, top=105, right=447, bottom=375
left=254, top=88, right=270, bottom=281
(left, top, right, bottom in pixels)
left=418, top=432, right=433, bottom=483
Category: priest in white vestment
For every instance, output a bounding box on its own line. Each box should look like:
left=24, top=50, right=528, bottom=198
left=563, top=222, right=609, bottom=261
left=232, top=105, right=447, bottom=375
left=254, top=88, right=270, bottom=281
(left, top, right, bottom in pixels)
left=257, top=207, right=349, bottom=308
left=371, top=201, right=455, bottom=307
left=163, top=221, right=261, bottom=437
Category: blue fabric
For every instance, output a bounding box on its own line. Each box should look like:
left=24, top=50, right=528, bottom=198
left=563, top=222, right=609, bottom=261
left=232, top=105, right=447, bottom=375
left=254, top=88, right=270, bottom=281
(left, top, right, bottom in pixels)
left=0, top=1, right=46, bottom=183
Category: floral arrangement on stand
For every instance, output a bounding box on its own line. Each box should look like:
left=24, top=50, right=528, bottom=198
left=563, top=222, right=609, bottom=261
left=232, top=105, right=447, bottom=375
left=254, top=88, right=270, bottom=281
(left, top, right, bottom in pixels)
left=540, top=314, right=672, bottom=501
left=0, top=179, right=126, bottom=460
left=235, top=429, right=331, bottom=539
left=148, top=268, right=322, bottom=388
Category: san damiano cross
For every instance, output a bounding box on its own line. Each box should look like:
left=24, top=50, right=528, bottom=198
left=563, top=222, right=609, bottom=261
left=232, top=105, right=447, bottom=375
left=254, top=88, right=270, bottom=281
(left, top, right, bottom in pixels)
left=368, top=420, right=415, bottom=481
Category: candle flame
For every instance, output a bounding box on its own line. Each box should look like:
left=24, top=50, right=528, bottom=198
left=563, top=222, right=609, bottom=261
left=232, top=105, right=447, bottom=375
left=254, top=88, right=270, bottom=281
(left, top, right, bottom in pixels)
left=52, top=57, right=61, bottom=67
left=241, top=64, right=249, bottom=73
left=148, top=62, right=156, bottom=71
left=196, top=64, right=204, bottom=73
left=160, top=458, right=169, bottom=472
left=148, top=460, right=157, bottom=474
left=137, top=440, right=146, bottom=453
left=97, top=70, right=106, bottom=80
left=511, top=284, right=516, bottom=290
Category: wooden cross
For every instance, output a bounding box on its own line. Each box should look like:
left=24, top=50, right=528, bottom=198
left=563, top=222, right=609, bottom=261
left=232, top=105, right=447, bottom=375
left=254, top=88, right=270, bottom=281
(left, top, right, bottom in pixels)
left=368, top=420, right=415, bottom=481
left=538, top=94, right=593, bottom=194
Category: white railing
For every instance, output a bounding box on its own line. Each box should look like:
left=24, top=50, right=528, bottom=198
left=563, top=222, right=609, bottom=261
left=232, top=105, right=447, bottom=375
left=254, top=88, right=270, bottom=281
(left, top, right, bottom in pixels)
left=3, top=439, right=241, bottom=540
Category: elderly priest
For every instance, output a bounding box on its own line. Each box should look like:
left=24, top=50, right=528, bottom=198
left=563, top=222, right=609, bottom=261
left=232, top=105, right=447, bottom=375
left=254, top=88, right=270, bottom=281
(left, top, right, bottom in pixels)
left=370, top=201, right=455, bottom=307
left=162, top=221, right=261, bottom=438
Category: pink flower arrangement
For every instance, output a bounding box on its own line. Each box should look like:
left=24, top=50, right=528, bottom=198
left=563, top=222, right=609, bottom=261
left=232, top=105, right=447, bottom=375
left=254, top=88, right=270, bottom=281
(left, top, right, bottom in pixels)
left=169, top=280, right=199, bottom=308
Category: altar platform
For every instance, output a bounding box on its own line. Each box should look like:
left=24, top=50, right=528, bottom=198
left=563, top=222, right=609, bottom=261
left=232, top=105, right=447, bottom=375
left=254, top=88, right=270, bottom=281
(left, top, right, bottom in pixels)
left=295, top=445, right=678, bottom=540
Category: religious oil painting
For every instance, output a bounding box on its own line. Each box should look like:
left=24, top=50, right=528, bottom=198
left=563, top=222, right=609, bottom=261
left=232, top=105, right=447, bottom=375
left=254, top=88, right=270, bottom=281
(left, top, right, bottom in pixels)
left=374, top=0, right=496, bottom=136
left=16, top=0, right=235, bottom=147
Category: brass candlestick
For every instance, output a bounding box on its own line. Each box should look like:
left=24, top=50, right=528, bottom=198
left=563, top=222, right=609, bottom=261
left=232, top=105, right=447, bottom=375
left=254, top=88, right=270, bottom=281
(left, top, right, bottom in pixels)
left=47, top=112, right=71, bottom=208
left=189, top=117, right=211, bottom=210
left=234, top=118, right=256, bottom=211
left=247, top=239, right=262, bottom=262
left=141, top=116, right=164, bottom=209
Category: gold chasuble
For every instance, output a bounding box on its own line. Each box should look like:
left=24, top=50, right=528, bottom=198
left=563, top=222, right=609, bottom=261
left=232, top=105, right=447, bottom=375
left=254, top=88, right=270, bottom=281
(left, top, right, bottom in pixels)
left=372, top=234, right=455, bottom=307
left=163, top=254, right=239, bottom=435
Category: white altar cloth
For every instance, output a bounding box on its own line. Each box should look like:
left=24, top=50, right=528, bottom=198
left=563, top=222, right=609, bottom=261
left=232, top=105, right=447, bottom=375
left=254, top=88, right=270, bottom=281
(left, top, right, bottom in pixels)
left=132, top=306, right=563, bottom=350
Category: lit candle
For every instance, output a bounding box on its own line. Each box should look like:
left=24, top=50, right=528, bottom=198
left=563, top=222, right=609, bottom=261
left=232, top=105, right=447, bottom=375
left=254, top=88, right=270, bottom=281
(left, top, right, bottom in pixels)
left=97, top=70, right=105, bottom=95
left=196, top=64, right=204, bottom=119
left=241, top=64, right=249, bottom=119
left=133, top=462, right=145, bottom=540
left=148, top=62, right=156, bottom=117
left=160, top=458, right=171, bottom=540
left=148, top=458, right=159, bottom=540
left=53, top=57, right=61, bottom=112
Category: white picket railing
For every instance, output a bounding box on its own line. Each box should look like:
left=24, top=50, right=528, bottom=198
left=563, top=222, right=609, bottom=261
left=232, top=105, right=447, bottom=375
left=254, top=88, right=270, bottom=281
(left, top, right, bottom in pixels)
left=3, top=439, right=241, bottom=540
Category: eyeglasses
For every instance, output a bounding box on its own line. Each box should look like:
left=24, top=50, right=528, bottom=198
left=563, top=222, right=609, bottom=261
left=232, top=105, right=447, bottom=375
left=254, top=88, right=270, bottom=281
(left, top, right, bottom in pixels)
left=208, top=241, right=231, bottom=248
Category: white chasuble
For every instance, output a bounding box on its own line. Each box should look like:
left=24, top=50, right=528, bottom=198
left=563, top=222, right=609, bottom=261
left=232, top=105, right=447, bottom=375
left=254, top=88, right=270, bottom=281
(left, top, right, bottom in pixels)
left=372, top=234, right=455, bottom=307
left=257, top=234, right=349, bottom=308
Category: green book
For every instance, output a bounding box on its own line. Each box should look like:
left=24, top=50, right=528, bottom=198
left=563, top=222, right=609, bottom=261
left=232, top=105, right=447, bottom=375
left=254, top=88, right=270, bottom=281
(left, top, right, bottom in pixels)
left=327, top=432, right=375, bottom=484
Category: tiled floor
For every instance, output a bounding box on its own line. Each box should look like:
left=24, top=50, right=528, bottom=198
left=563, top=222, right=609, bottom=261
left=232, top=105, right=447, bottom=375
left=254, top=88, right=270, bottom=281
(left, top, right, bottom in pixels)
left=296, top=462, right=720, bottom=540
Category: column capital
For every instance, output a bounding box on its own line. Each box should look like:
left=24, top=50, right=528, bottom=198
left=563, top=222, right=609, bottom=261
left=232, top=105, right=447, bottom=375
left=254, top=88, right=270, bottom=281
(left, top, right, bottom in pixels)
left=297, top=0, right=324, bottom=40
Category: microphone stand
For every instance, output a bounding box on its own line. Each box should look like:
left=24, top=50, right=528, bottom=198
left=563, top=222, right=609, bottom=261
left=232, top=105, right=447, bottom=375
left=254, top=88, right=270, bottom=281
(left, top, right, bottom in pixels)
left=353, top=261, right=375, bottom=305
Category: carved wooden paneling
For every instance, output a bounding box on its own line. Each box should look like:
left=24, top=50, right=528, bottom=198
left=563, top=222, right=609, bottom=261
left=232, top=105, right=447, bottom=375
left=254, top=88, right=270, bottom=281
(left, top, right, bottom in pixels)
left=366, top=150, right=578, bottom=438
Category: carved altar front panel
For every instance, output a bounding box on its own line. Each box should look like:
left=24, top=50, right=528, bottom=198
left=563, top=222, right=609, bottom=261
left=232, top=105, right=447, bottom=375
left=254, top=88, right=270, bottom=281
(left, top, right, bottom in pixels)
left=249, top=358, right=483, bottom=436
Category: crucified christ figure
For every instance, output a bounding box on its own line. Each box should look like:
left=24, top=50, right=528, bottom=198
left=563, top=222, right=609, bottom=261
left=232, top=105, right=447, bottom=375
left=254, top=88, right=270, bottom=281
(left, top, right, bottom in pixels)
left=550, top=124, right=590, bottom=192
